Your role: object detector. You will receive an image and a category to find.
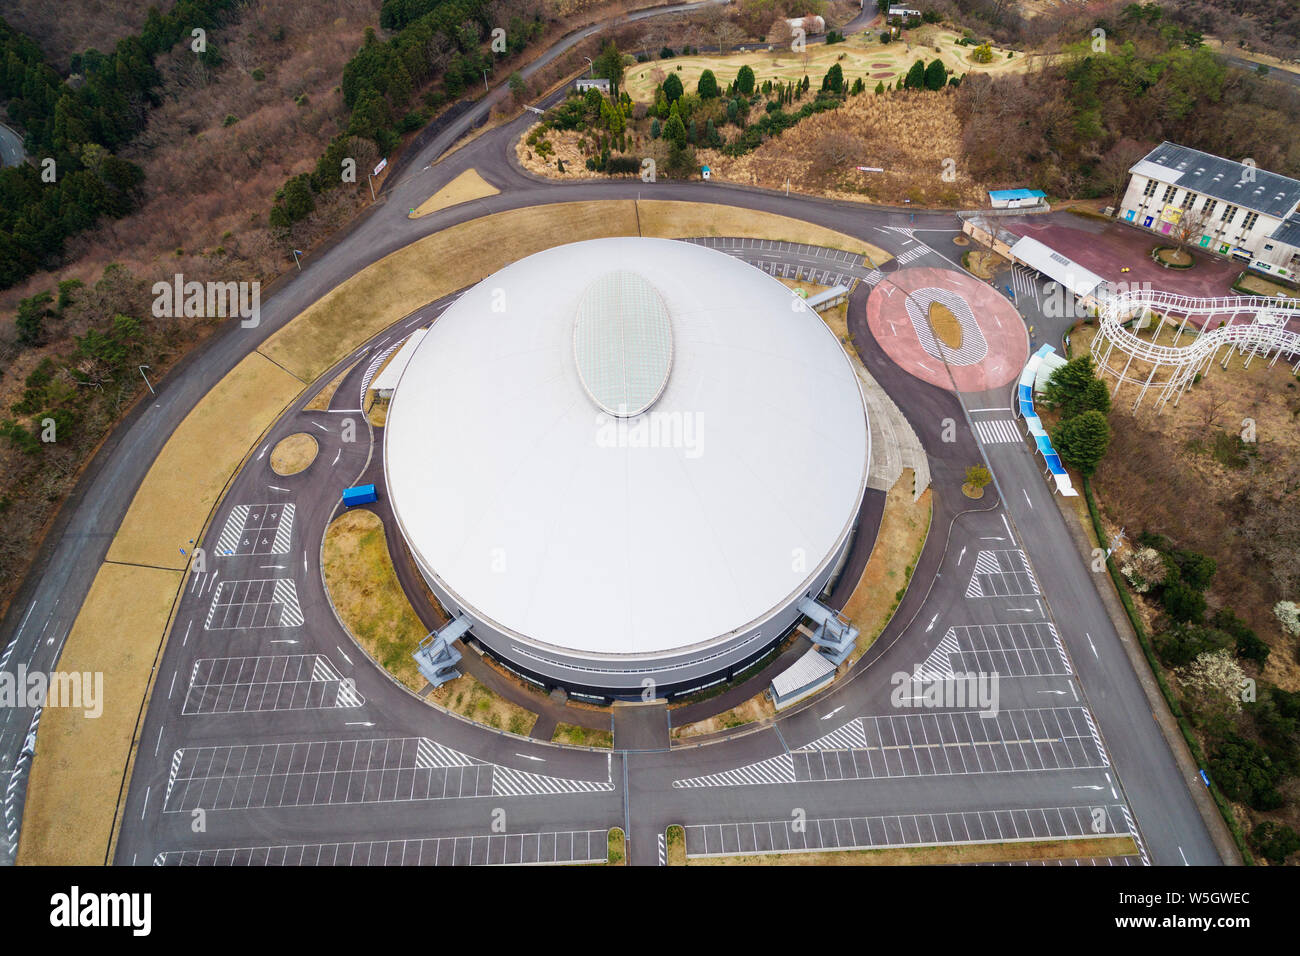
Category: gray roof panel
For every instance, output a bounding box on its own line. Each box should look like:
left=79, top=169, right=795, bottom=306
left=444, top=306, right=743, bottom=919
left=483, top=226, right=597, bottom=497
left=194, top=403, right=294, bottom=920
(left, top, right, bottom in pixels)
left=1138, top=142, right=1300, bottom=219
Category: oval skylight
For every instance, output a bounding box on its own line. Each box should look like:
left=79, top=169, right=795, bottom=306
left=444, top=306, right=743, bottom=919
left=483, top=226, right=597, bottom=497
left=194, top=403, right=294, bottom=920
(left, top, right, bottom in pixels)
left=573, top=271, right=673, bottom=417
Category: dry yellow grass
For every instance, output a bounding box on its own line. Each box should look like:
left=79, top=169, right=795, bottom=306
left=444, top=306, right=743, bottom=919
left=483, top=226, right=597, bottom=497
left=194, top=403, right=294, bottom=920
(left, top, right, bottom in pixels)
left=842, top=469, right=932, bottom=662
left=260, top=201, right=641, bottom=382
left=637, top=200, right=889, bottom=262
left=429, top=675, right=538, bottom=736
left=672, top=692, right=776, bottom=739
left=322, top=508, right=428, bottom=692
left=552, top=722, right=614, bottom=748
left=929, top=301, right=963, bottom=351
left=18, top=562, right=181, bottom=865
left=260, top=201, right=889, bottom=383
left=106, top=352, right=302, bottom=569
left=622, top=30, right=1031, bottom=104
left=303, top=358, right=358, bottom=411
left=689, top=835, right=1139, bottom=866
left=408, top=168, right=500, bottom=218
left=703, top=88, right=985, bottom=206
left=965, top=248, right=1006, bottom=280
left=270, top=433, right=317, bottom=475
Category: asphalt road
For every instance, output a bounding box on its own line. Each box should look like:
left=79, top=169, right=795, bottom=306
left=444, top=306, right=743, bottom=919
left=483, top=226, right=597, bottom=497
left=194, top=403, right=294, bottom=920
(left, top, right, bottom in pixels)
left=1, top=8, right=1229, bottom=868
left=0, top=123, right=24, bottom=168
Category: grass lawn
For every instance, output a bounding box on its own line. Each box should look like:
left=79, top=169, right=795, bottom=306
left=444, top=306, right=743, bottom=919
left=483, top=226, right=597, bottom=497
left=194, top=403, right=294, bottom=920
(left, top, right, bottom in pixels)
left=842, top=468, right=931, bottom=662
left=929, top=301, right=962, bottom=350
left=552, top=722, right=613, bottom=748
left=623, top=29, right=1031, bottom=104
left=672, top=692, right=776, bottom=739
left=408, top=168, right=499, bottom=219
left=429, top=674, right=538, bottom=736
left=21, top=563, right=181, bottom=864
left=608, top=828, right=626, bottom=865
left=1235, top=272, right=1300, bottom=301
left=270, top=432, right=317, bottom=475
left=688, top=835, right=1139, bottom=865
left=106, top=352, right=302, bottom=569
left=666, top=825, right=686, bottom=866
left=260, top=200, right=890, bottom=385
left=322, top=508, right=429, bottom=692
left=303, top=358, right=358, bottom=411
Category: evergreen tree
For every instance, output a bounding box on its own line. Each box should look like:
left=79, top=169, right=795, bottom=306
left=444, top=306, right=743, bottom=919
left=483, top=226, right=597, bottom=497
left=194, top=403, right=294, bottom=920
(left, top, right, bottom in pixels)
left=904, top=59, right=926, bottom=89
left=737, top=65, right=756, bottom=96
left=662, top=71, right=684, bottom=104
left=697, top=69, right=720, bottom=99
left=1052, top=410, right=1111, bottom=476
left=923, top=58, right=946, bottom=91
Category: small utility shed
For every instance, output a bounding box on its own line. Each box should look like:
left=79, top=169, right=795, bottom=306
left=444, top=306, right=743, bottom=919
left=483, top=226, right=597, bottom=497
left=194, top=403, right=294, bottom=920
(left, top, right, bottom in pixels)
left=770, top=647, right=837, bottom=710
left=989, top=188, right=1047, bottom=209
left=370, top=329, right=427, bottom=399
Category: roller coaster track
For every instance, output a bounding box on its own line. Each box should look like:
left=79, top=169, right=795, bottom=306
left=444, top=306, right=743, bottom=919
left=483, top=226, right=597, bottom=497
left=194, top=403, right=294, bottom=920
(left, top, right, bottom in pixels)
left=1090, top=288, right=1300, bottom=412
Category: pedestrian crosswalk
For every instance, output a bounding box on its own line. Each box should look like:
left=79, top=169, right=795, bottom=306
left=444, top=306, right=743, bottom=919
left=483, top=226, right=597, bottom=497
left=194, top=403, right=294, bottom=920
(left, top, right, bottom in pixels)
left=973, top=419, right=1022, bottom=444
left=893, top=245, right=929, bottom=267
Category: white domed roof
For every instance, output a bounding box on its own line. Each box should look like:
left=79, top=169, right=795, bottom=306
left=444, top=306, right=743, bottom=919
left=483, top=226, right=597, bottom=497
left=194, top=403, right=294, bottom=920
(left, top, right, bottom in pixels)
left=384, top=237, right=869, bottom=659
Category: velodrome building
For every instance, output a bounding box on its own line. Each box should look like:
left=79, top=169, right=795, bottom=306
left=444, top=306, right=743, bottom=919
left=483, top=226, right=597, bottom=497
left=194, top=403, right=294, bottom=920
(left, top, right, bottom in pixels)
left=384, top=237, right=870, bottom=698
left=1119, top=142, right=1300, bottom=282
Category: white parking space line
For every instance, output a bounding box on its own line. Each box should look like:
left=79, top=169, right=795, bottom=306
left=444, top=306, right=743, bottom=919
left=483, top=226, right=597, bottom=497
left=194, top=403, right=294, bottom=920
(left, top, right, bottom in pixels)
left=684, top=803, right=1139, bottom=860
left=163, top=736, right=613, bottom=812
left=183, top=655, right=365, bottom=714
left=154, top=828, right=610, bottom=866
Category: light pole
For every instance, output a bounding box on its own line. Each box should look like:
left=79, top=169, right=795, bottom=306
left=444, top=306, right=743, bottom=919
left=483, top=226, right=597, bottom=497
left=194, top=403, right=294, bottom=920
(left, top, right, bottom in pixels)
left=584, top=56, right=594, bottom=78
left=139, top=365, right=154, bottom=395
left=482, top=68, right=489, bottom=93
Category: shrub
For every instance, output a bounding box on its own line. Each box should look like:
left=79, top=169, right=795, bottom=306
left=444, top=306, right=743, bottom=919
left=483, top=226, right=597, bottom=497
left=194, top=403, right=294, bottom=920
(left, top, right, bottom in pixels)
left=1155, top=623, right=1231, bottom=668
left=964, top=464, right=991, bottom=490
left=1252, top=822, right=1300, bottom=865
left=1044, top=355, right=1111, bottom=419
left=972, top=43, right=994, bottom=63
left=1172, top=549, right=1216, bottom=591
left=1213, top=609, right=1269, bottom=668
left=1210, top=735, right=1284, bottom=810
left=1161, top=581, right=1206, bottom=624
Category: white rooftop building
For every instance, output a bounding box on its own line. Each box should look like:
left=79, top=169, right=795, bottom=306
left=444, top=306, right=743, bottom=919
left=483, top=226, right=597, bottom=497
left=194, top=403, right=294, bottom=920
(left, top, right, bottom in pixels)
left=1119, top=142, right=1300, bottom=282
left=384, top=237, right=870, bottom=697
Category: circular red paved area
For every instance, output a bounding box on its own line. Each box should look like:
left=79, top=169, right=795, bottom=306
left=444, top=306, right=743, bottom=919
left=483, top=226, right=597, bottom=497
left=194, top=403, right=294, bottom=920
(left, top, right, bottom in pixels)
left=865, top=266, right=1028, bottom=393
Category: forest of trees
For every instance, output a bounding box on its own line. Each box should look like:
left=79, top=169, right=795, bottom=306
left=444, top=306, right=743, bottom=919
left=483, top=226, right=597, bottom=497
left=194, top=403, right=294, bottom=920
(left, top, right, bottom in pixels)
left=267, top=0, right=545, bottom=228
left=0, top=1, right=240, bottom=289
left=955, top=3, right=1300, bottom=197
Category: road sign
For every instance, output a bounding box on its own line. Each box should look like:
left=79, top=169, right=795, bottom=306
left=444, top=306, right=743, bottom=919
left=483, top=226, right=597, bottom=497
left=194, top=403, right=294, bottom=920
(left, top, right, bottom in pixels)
left=373, top=157, right=388, bottom=176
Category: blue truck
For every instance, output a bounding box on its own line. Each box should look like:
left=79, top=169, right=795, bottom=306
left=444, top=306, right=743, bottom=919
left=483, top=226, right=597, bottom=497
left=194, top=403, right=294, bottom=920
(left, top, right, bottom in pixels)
left=341, top=483, right=378, bottom=508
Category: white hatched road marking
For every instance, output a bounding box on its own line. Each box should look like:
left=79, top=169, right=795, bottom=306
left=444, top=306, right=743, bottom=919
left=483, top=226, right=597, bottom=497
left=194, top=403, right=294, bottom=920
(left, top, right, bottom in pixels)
left=214, top=505, right=249, bottom=556
left=162, top=737, right=612, bottom=811
left=903, top=286, right=989, bottom=365
left=183, top=655, right=364, bottom=714
left=966, top=550, right=1039, bottom=598
left=673, top=752, right=795, bottom=788
left=359, top=342, right=400, bottom=405
left=683, top=804, right=1140, bottom=860
left=800, top=719, right=867, bottom=751
left=205, top=578, right=303, bottom=630
left=672, top=708, right=1106, bottom=786
left=915, top=623, right=1072, bottom=679
left=154, top=829, right=610, bottom=866
left=973, top=419, right=1022, bottom=444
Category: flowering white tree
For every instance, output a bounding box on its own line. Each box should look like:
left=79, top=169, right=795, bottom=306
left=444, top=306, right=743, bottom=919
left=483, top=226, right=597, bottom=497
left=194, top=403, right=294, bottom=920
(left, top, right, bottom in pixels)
left=1121, top=547, right=1166, bottom=594
left=1178, top=650, right=1247, bottom=712
left=1274, top=601, right=1300, bottom=637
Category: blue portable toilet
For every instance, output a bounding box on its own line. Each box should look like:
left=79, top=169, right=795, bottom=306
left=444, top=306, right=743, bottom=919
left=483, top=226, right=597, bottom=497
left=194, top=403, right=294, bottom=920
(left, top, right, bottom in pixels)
left=342, top=484, right=378, bottom=508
